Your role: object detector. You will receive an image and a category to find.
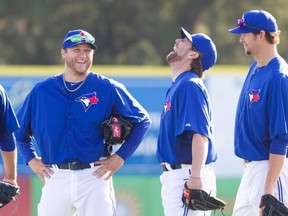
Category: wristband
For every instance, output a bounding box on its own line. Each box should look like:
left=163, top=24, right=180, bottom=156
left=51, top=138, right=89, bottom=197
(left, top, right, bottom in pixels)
left=189, top=176, right=201, bottom=180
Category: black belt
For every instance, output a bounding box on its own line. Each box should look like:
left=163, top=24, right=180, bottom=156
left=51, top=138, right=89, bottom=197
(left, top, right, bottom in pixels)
left=51, top=162, right=100, bottom=170
left=161, top=163, right=189, bottom=171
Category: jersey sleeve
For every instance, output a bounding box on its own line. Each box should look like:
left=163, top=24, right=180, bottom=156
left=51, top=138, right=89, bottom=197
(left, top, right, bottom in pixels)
left=0, top=85, right=19, bottom=142
left=14, top=89, right=38, bottom=163
left=110, top=81, right=149, bottom=121
left=108, top=80, right=151, bottom=160
left=268, top=73, right=288, bottom=140
left=175, top=80, right=213, bottom=140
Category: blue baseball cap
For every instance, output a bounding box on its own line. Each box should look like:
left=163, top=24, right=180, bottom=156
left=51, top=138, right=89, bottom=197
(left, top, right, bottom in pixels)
left=62, top=29, right=97, bottom=50
left=229, top=10, right=278, bottom=34
left=180, top=27, right=217, bottom=71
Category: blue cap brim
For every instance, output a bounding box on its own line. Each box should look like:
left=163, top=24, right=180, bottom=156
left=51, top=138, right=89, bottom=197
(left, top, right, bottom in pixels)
left=63, top=41, right=97, bottom=50
left=228, top=26, right=255, bottom=34
left=180, top=27, right=194, bottom=45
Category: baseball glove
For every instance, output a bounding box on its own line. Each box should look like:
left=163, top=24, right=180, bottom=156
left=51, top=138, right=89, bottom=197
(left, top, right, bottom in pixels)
left=260, top=194, right=288, bottom=216
left=182, top=182, right=226, bottom=212
left=102, top=114, right=133, bottom=145
left=0, top=181, right=20, bottom=208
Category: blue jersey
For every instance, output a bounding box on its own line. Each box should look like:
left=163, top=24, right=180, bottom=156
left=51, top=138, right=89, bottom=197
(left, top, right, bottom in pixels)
left=0, top=84, right=19, bottom=150
left=15, top=72, right=151, bottom=164
left=234, top=57, right=288, bottom=160
left=157, top=71, right=217, bottom=165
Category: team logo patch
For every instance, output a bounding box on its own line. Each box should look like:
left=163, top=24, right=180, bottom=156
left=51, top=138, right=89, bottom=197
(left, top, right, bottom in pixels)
left=162, top=99, right=171, bottom=118
left=75, top=92, right=99, bottom=112
left=248, top=89, right=260, bottom=106
left=164, top=100, right=171, bottom=112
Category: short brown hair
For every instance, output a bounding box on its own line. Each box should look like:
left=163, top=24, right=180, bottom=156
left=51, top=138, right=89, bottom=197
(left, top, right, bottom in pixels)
left=253, top=30, right=281, bottom=45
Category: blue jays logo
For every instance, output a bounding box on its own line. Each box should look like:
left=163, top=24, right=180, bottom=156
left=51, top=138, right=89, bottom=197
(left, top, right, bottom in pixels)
left=75, top=92, right=99, bottom=112
left=248, top=89, right=260, bottom=106
left=164, top=100, right=171, bottom=112
left=162, top=99, right=171, bottom=118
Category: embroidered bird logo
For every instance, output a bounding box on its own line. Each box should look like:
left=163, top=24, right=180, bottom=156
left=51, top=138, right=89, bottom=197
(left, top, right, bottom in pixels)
left=161, top=99, right=171, bottom=119
left=164, top=100, right=171, bottom=112
left=248, top=89, right=260, bottom=106
left=75, top=92, right=99, bottom=112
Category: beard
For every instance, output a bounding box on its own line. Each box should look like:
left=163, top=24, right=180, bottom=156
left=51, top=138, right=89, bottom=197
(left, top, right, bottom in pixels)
left=166, top=51, right=182, bottom=64
left=245, top=50, right=252, bottom=55
left=65, top=58, right=92, bottom=76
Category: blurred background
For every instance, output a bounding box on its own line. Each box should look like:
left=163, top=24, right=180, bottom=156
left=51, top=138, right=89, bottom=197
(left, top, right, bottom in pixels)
left=1, top=1, right=287, bottom=215
left=1, top=0, right=288, bottom=65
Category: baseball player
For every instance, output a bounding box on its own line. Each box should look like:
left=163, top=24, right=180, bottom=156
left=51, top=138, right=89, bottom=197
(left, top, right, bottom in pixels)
left=156, top=27, right=218, bottom=216
left=15, top=29, right=151, bottom=216
left=0, top=84, right=19, bottom=187
left=229, top=10, right=288, bottom=215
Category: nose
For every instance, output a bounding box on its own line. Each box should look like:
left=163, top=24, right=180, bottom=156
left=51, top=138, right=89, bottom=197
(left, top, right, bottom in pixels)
left=239, top=34, right=244, bottom=43
left=79, top=50, right=88, bottom=57
left=175, top=38, right=184, bottom=44
left=176, top=38, right=185, bottom=42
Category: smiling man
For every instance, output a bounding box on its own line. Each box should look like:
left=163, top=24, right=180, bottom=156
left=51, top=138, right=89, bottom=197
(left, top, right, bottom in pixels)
left=15, top=29, right=151, bottom=216
left=229, top=9, right=288, bottom=216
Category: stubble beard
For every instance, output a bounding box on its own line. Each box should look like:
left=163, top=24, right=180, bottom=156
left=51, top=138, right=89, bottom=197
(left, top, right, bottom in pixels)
left=245, top=50, right=252, bottom=56
left=166, top=51, right=182, bottom=65
left=66, top=58, right=92, bottom=77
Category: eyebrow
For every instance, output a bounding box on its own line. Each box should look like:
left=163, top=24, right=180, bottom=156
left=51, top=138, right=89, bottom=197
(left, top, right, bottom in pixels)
left=183, top=38, right=194, bottom=50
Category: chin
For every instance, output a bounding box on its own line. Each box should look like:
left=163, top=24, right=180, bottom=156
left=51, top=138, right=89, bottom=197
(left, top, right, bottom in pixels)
left=166, top=51, right=175, bottom=57
left=166, top=51, right=177, bottom=63
left=245, top=50, right=252, bottom=56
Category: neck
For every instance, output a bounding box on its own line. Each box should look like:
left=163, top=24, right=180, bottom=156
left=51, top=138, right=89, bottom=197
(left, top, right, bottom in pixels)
left=63, top=71, right=88, bottom=83
left=62, top=73, right=88, bottom=93
left=254, top=45, right=278, bottom=67
left=170, top=63, right=191, bottom=81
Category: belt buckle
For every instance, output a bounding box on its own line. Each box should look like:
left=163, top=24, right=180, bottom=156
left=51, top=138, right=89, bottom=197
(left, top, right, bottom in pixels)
left=68, top=162, right=78, bottom=170
left=161, top=162, right=177, bottom=171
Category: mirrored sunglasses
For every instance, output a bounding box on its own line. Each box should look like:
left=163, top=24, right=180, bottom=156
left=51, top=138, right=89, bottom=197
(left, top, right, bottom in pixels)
left=64, top=34, right=95, bottom=44
left=237, top=18, right=261, bottom=31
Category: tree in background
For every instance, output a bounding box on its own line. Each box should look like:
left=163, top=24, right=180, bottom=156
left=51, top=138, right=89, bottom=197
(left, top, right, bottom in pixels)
left=0, top=0, right=287, bottom=65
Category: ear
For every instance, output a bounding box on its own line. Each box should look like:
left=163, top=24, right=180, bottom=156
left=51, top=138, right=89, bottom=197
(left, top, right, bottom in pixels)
left=61, top=48, right=66, bottom=61
left=258, top=30, right=266, bottom=40
left=187, top=50, right=199, bottom=60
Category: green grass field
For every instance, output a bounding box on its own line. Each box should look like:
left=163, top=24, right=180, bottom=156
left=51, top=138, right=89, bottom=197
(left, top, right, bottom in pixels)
left=31, top=175, right=240, bottom=216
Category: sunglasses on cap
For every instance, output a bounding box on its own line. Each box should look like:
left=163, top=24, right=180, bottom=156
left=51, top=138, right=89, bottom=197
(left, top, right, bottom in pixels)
left=64, top=34, right=95, bottom=44
left=237, top=18, right=261, bottom=31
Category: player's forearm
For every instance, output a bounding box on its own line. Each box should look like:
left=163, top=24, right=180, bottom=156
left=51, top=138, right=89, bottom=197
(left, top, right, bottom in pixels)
left=264, top=153, right=286, bottom=195
left=191, top=133, right=208, bottom=178
left=1, top=149, right=17, bottom=180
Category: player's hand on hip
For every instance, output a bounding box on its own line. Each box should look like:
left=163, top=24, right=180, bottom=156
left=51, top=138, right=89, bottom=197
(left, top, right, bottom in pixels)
left=28, top=157, right=54, bottom=183
left=94, top=154, right=124, bottom=180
